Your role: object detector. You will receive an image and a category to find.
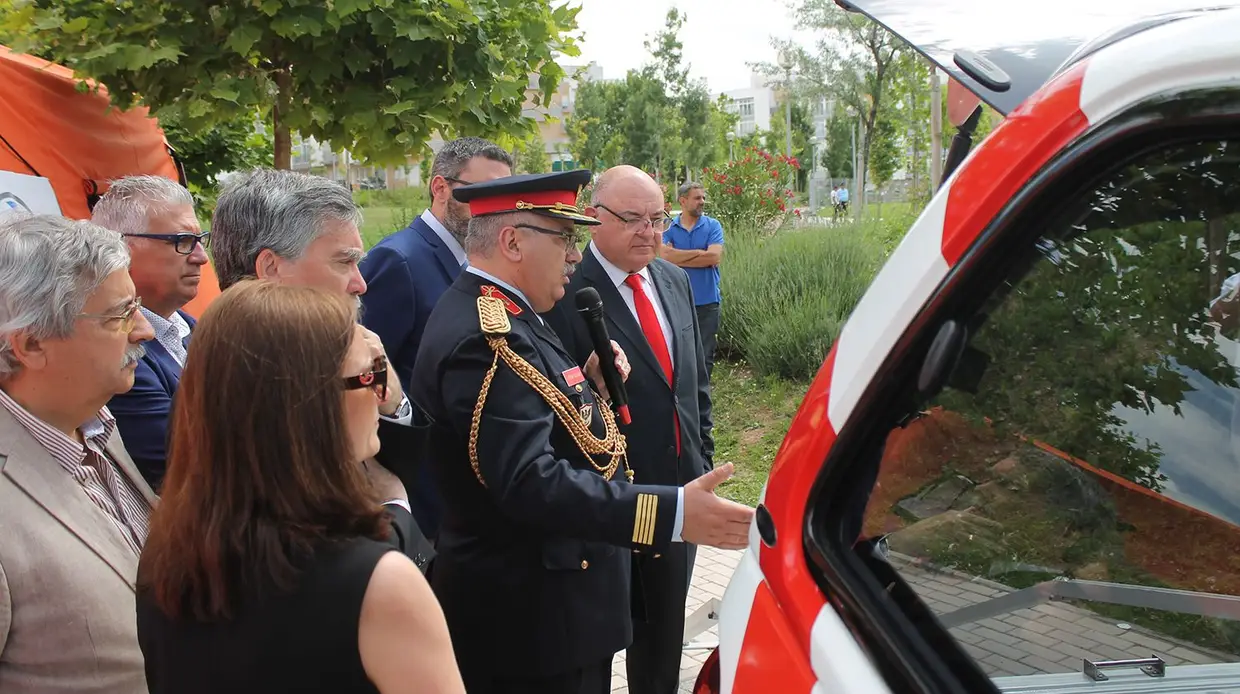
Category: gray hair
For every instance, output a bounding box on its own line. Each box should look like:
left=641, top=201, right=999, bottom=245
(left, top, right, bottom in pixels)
left=212, top=169, right=363, bottom=290
left=0, top=213, right=130, bottom=379
left=90, top=175, right=194, bottom=235
left=465, top=212, right=523, bottom=258
left=430, top=137, right=514, bottom=184
left=677, top=181, right=705, bottom=199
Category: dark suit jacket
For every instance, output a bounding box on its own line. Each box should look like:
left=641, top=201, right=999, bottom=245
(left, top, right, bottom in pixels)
left=410, top=270, right=678, bottom=679
left=359, top=213, right=462, bottom=536
left=108, top=310, right=194, bottom=490
left=545, top=250, right=714, bottom=488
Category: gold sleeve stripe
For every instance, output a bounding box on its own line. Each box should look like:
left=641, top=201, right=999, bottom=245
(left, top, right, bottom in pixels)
left=633, top=493, right=658, bottom=546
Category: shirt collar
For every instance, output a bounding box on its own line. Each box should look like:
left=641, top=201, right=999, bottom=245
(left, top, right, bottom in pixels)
left=673, top=213, right=705, bottom=232
left=464, top=266, right=542, bottom=324
left=140, top=306, right=190, bottom=342
left=0, top=386, right=115, bottom=461
left=421, top=209, right=467, bottom=267
left=589, top=242, right=650, bottom=288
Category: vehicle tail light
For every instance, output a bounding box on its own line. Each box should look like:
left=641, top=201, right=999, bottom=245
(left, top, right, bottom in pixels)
left=692, top=646, right=721, bottom=694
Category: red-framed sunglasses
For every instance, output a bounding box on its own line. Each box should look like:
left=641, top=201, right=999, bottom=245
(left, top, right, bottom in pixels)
left=344, top=356, right=389, bottom=401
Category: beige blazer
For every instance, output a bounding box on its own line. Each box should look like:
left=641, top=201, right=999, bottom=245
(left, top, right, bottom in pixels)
left=0, top=405, right=157, bottom=694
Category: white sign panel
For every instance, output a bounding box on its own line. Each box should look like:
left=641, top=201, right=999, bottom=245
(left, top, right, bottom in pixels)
left=0, top=170, right=63, bottom=215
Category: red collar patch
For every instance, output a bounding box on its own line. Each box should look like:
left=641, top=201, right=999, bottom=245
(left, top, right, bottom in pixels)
left=480, top=285, right=524, bottom=316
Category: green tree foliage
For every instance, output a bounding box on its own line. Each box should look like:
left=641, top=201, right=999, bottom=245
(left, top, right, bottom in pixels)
left=867, top=110, right=900, bottom=191
left=160, top=110, right=272, bottom=212
left=2, top=0, right=582, bottom=169
left=517, top=128, right=549, bottom=174
left=768, top=97, right=814, bottom=190
left=760, top=0, right=903, bottom=206
left=822, top=107, right=855, bottom=181
left=566, top=8, right=734, bottom=182
left=566, top=79, right=623, bottom=171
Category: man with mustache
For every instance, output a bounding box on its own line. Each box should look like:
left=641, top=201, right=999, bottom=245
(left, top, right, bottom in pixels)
left=94, top=176, right=209, bottom=490
left=0, top=213, right=158, bottom=693
left=411, top=170, right=753, bottom=694
left=360, top=136, right=514, bottom=539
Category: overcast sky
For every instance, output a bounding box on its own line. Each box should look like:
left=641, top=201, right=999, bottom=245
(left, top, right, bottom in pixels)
left=572, top=0, right=809, bottom=94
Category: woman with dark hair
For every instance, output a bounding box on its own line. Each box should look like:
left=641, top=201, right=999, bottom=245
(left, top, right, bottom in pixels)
left=136, top=279, right=464, bottom=693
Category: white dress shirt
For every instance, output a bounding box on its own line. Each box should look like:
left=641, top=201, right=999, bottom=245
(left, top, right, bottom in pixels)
left=588, top=242, right=674, bottom=360
left=140, top=306, right=192, bottom=367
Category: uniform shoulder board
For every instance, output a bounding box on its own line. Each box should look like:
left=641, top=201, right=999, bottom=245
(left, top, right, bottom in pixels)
left=477, top=295, right=511, bottom=335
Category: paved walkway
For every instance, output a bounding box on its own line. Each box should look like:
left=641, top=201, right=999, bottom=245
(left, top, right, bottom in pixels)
left=610, top=546, right=742, bottom=692
left=609, top=548, right=1235, bottom=691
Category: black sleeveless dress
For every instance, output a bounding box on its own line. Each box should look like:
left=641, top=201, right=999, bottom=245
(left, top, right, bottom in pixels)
left=136, top=537, right=393, bottom=694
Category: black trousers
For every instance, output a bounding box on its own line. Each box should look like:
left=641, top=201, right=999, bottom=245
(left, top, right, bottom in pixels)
left=626, top=543, right=697, bottom=694
left=695, top=302, right=720, bottom=379
left=463, top=657, right=612, bottom=694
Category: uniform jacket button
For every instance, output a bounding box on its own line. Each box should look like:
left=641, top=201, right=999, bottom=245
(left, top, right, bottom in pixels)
left=580, top=560, right=589, bottom=570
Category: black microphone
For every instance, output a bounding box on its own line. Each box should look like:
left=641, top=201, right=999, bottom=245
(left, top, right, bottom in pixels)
left=575, top=287, right=631, bottom=425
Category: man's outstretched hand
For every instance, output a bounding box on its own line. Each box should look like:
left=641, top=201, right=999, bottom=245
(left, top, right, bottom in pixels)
left=681, top=463, right=754, bottom=550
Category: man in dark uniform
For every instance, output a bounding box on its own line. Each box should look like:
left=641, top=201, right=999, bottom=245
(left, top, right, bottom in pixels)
left=410, top=170, right=753, bottom=694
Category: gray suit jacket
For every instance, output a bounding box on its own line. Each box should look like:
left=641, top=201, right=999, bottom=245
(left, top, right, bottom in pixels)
left=0, top=404, right=156, bottom=694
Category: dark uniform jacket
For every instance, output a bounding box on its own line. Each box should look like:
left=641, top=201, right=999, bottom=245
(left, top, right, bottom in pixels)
left=410, top=269, right=679, bottom=678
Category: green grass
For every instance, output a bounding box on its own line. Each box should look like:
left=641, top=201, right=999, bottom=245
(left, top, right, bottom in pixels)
left=360, top=205, right=417, bottom=248
left=709, top=360, right=810, bottom=507
left=356, top=188, right=428, bottom=249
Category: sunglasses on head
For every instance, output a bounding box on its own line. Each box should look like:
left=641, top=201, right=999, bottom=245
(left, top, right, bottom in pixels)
left=343, top=356, right=389, bottom=401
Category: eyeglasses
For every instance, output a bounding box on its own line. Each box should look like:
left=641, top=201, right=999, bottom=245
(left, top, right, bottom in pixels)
left=124, top=232, right=210, bottom=255
left=344, top=356, right=389, bottom=401
left=443, top=176, right=478, bottom=187
left=515, top=222, right=583, bottom=249
left=596, top=204, right=673, bottom=232
left=79, top=297, right=144, bottom=333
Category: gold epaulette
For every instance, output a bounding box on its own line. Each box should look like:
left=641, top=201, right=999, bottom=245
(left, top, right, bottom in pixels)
left=467, top=307, right=632, bottom=488
left=477, top=296, right=511, bottom=335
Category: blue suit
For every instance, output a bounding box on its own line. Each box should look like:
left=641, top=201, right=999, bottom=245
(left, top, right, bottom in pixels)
left=359, top=213, right=462, bottom=537
left=108, top=310, right=194, bottom=491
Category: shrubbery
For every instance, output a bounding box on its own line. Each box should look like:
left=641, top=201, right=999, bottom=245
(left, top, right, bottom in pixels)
left=717, top=227, right=885, bottom=381
left=703, top=148, right=800, bottom=235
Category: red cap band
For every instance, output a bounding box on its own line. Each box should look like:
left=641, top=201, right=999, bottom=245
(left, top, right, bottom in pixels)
left=467, top=190, right=579, bottom=217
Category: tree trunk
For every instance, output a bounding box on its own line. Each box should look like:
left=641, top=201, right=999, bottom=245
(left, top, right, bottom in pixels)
left=273, top=66, right=293, bottom=170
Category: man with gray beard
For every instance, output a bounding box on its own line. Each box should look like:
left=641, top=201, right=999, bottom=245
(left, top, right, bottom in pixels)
left=0, top=213, right=157, bottom=694
left=359, top=136, right=513, bottom=539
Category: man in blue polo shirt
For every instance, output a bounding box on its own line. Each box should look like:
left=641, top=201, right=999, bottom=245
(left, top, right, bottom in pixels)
left=662, top=181, right=724, bottom=378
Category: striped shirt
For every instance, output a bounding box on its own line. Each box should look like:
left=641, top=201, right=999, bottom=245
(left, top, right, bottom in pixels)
left=0, top=388, right=151, bottom=555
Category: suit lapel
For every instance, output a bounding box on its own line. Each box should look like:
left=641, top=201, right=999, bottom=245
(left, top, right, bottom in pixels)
left=143, top=338, right=182, bottom=389
left=581, top=252, right=668, bottom=384
left=648, top=260, right=687, bottom=387
left=414, top=217, right=465, bottom=283
left=106, top=427, right=159, bottom=507
left=0, top=410, right=142, bottom=590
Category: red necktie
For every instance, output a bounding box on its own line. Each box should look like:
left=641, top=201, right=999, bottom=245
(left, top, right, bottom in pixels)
left=623, top=274, right=680, bottom=455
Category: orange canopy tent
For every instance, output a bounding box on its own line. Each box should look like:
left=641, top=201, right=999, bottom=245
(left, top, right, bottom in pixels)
left=0, top=46, right=220, bottom=318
